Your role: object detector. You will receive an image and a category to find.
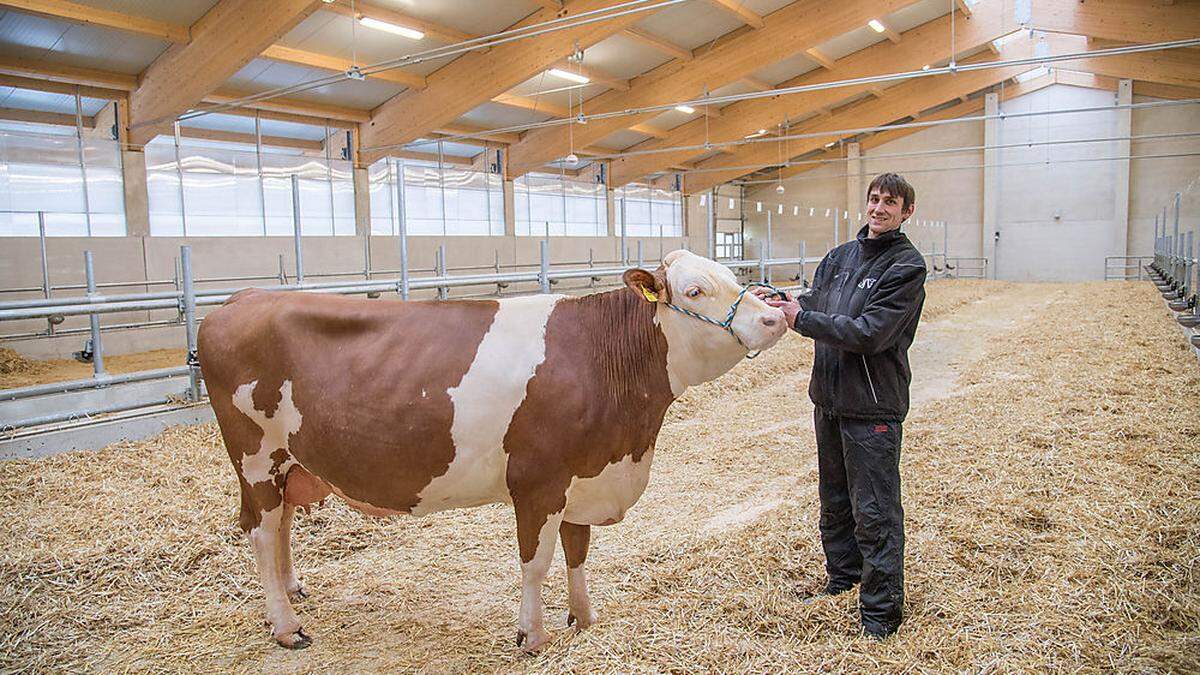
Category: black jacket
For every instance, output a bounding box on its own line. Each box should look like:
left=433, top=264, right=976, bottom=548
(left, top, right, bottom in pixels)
left=794, top=225, right=926, bottom=421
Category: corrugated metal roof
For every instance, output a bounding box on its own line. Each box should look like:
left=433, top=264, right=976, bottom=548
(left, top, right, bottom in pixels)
left=227, top=58, right=404, bottom=111
left=65, top=0, right=218, bottom=28
left=0, top=86, right=109, bottom=116
left=0, top=9, right=168, bottom=75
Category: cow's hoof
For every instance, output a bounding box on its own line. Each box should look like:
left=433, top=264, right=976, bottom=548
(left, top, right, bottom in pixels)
left=516, top=628, right=551, bottom=654
left=288, top=586, right=308, bottom=602
left=567, top=609, right=597, bottom=630
left=276, top=628, right=312, bottom=650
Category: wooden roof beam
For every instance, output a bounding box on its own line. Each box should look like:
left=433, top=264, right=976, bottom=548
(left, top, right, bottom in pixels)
left=1030, top=0, right=1200, bottom=43
left=434, top=123, right=522, bottom=145
left=205, top=89, right=369, bottom=123
left=0, top=72, right=125, bottom=100
left=869, top=18, right=902, bottom=44
left=741, top=76, right=775, bottom=91
left=177, top=126, right=324, bottom=150
left=0, top=55, right=136, bottom=90
left=260, top=45, right=427, bottom=90
left=504, top=0, right=925, bottom=179
left=361, top=0, right=659, bottom=165
left=0, top=0, right=190, bottom=42
left=705, top=0, right=765, bottom=29
left=128, top=0, right=321, bottom=145
left=623, top=27, right=694, bottom=61
left=954, top=0, right=973, bottom=17
left=607, top=0, right=1008, bottom=186
left=0, top=106, right=93, bottom=128
left=805, top=47, right=837, bottom=70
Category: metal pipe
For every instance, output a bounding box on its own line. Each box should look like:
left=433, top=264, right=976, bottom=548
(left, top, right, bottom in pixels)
left=37, top=212, right=53, bottom=336
left=173, top=121, right=187, bottom=236
left=3, top=396, right=191, bottom=432
left=765, top=210, right=773, bottom=284
left=637, top=240, right=644, bottom=268
left=291, top=173, right=304, bottom=284
left=620, top=191, right=628, bottom=264
left=181, top=246, right=200, bottom=402
left=396, top=158, right=410, bottom=299
left=539, top=240, right=550, bottom=294
left=436, top=244, right=448, bottom=300
left=256, top=112, right=267, bottom=236
left=0, top=366, right=190, bottom=402
left=74, top=88, right=92, bottom=236
left=83, top=251, right=105, bottom=377
left=706, top=189, right=715, bottom=259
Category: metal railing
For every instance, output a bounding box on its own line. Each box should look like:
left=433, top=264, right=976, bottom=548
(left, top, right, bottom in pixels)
left=1104, top=255, right=1154, bottom=281
left=943, top=257, right=988, bottom=279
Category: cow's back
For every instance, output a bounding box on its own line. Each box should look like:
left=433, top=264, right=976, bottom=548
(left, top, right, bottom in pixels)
left=199, top=289, right=501, bottom=513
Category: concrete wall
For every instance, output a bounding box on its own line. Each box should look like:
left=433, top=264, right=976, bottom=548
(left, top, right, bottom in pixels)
left=1129, top=95, right=1200, bottom=257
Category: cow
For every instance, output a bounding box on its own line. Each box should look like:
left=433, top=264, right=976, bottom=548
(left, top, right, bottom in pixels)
left=197, top=249, right=787, bottom=652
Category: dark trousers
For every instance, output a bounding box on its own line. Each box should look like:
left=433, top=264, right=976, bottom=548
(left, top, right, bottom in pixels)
left=813, top=406, right=905, bottom=630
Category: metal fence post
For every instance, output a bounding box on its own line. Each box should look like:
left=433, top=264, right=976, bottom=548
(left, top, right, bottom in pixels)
left=436, top=244, right=448, bottom=300
left=83, top=251, right=105, bottom=377
left=765, top=210, right=773, bottom=284
left=495, top=249, right=504, bottom=295
left=637, top=240, right=644, bottom=269
left=180, top=245, right=201, bottom=402
left=706, top=189, right=716, bottom=259
left=799, top=240, right=806, bottom=285
left=539, top=240, right=550, bottom=294
left=588, top=248, right=595, bottom=288
left=758, top=239, right=767, bottom=283
left=291, top=173, right=304, bottom=284
left=38, top=211, right=54, bottom=335
left=620, top=193, right=628, bottom=265
left=396, top=160, right=410, bottom=300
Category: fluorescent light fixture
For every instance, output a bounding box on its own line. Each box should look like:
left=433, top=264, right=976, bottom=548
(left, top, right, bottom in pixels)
left=549, top=68, right=590, bottom=84
left=729, top=198, right=735, bottom=209
left=756, top=201, right=762, bottom=212
left=825, top=141, right=836, bottom=148
left=1015, top=66, right=1050, bottom=83
left=674, top=105, right=696, bottom=114
left=868, top=19, right=886, bottom=33
left=359, top=16, right=425, bottom=40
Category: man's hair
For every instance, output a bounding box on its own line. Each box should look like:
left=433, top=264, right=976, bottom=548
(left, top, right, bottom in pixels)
left=866, top=172, right=915, bottom=211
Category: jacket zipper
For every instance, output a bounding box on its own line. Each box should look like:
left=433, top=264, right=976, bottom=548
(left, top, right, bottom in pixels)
left=862, top=354, right=879, bottom=404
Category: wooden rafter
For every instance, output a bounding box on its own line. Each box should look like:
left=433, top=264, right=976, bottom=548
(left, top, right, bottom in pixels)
left=0, top=106, right=93, bottom=127
left=0, top=0, right=190, bottom=42
left=504, top=0, right=923, bottom=179
left=608, top=0, right=1008, bottom=186
left=177, top=126, right=324, bottom=150
left=622, top=27, right=693, bottom=61
left=1030, top=0, right=1200, bottom=42
left=434, top=123, right=521, bottom=145
left=805, top=47, right=837, bottom=70
left=741, top=76, right=775, bottom=91
left=260, top=45, right=427, bottom=90
left=128, top=0, right=321, bottom=145
left=871, top=18, right=902, bottom=44
left=705, top=0, right=764, bottom=29
left=0, top=72, right=126, bottom=100
left=0, top=55, right=136, bottom=90
left=360, top=0, right=659, bottom=165
left=954, top=0, right=972, bottom=17
left=205, top=89, right=370, bottom=123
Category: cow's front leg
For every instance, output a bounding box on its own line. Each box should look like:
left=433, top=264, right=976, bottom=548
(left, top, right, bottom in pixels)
left=512, top=498, right=566, bottom=653
left=560, top=521, right=597, bottom=630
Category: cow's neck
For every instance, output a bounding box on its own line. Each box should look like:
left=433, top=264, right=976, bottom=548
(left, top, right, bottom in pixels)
left=654, top=304, right=747, bottom=397
left=569, top=289, right=675, bottom=409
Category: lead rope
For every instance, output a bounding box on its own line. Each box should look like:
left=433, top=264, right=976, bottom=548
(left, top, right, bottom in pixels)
left=660, top=282, right=786, bottom=359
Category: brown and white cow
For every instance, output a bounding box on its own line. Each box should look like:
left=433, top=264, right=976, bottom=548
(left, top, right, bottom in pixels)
left=197, top=249, right=786, bottom=652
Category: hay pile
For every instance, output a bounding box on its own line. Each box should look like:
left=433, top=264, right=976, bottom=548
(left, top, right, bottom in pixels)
left=0, top=347, right=46, bottom=378
left=2, top=281, right=1197, bottom=672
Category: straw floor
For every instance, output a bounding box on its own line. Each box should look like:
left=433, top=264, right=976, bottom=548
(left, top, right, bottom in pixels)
left=0, top=348, right=187, bottom=390
left=1, top=280, right=1197, bottom=673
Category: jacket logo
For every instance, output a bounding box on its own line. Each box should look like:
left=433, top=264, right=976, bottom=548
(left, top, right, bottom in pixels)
left=858, top=278, right=876, bottom=289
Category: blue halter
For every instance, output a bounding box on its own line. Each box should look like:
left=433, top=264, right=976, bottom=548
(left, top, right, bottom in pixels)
left=659, top=282, right=786, bottom=359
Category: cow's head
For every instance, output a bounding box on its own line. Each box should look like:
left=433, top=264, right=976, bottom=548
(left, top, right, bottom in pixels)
left=624, top=249, right=786, bottom=395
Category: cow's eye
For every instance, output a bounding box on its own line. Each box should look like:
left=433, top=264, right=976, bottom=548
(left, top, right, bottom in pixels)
left=685, top=286, right=702, bottom=298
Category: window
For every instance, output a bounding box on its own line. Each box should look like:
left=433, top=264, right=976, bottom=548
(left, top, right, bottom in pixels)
left=716, top=231, right=743, bottom=260
left=616, top=183, right=683, bottom=237
left=146, top=138, right=355, bottom=237
left=0, top=128, right=125, bottom=236
left=514, top=169, right=606, bottom=237
left=369, top=158, right=503, bottom=236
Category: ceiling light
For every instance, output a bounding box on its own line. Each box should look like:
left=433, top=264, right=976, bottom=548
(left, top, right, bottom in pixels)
left=922, top=64, right=930, bottom=71
left=775, top=184, right=785, bottom=194
left=549, top=68, right=589, bottom=84
left=757, top=128, right=767, bottom=134
left=868, top=19, right=886, bottom=33
left=565, top=153, right=579, bottom=164
left=825, top=141, right=836, bottom=148
left=359, top=16, right=424, bottom=40
left=674, top=105, right=696, bottom=114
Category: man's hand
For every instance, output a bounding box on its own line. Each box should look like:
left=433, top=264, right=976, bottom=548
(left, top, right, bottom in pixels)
left=766, top=296, right=801, bottom=328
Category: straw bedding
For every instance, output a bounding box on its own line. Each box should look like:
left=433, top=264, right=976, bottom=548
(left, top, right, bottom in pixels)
left=0, top=348, right=187, bottom=390
left=1, top=281, right=1197, bottom=672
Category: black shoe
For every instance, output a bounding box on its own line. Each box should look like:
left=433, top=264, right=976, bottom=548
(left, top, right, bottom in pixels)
left=862, top=621, right=898, bottom=640
left=824, top=582, right=855, bottom=596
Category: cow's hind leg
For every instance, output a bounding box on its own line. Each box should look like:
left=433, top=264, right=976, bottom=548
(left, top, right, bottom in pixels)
left=243, top=486, right=310, bottom=649
left=512, top=498, right=566, bottom=653
left=560, top=522, right=597, bottom=630
left=279, top=503, right=305, bottom=602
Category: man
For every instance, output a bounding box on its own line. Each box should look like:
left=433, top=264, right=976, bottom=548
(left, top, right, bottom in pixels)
left=757, top=172, right=926, bottom=639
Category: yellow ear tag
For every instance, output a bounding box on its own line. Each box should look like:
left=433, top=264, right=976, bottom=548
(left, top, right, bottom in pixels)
left=641, top=286, right=659, bottom=303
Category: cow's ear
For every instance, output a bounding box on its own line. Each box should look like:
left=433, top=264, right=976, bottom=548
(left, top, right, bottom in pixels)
left=624, top=268, right=663, bottom=302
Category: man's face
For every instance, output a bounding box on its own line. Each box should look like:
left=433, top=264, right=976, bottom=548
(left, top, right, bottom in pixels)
left=866, top=188, right=914, bottom=239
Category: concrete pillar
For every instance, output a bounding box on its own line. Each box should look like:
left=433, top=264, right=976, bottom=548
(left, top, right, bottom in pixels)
left=982, top=92, right=1000, bottom=277
left=503, top=180, right=516, bottom=237
left=352, top=166, right=371, bottom=237
left=121, top=149, right=151, bottom=237
left=845, top=142, right=863, bottom=239
left=1115, top=79, right=1132, bottom=257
